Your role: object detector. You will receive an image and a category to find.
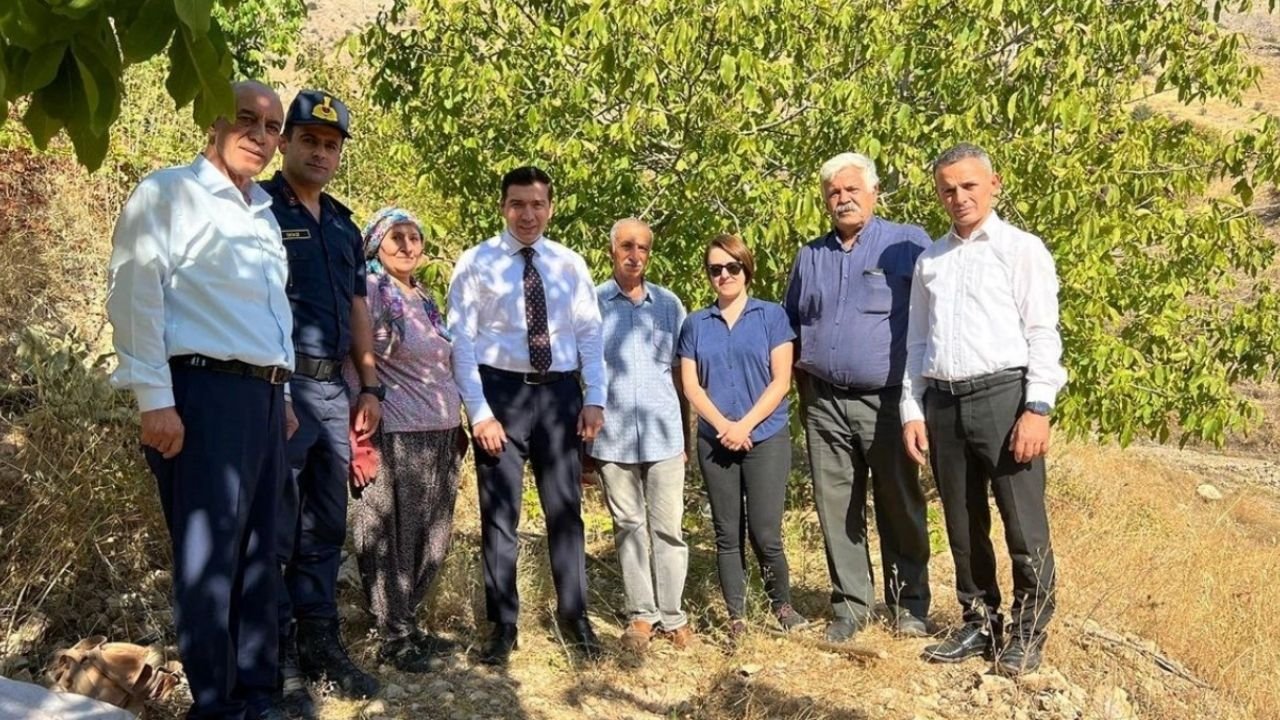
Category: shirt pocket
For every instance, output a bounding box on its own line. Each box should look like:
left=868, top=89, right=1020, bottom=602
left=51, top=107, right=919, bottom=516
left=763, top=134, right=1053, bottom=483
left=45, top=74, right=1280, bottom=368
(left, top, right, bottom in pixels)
left=652, top=327, right=677, bottom=369
left=282, top=234, right=320, bottom=292
left=857, top=269, right=893, bottom=314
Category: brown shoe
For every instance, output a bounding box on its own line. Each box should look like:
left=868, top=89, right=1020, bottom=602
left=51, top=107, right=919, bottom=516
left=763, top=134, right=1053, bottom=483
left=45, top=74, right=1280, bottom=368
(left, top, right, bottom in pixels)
left=663, top=624, right=696, bottom=650
left=621, top=620, right=654, bottom=653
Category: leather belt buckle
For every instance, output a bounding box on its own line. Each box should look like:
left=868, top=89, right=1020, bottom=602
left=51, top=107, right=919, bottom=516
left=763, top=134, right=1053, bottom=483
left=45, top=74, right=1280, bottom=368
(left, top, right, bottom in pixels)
left=266, top=366, right=291, bottom=385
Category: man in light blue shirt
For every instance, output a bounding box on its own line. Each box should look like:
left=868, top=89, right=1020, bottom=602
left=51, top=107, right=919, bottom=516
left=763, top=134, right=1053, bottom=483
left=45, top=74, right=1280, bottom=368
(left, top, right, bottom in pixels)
left=107, top=81, right=296, bottom=720
left=588, top=218, right=692, bottom=653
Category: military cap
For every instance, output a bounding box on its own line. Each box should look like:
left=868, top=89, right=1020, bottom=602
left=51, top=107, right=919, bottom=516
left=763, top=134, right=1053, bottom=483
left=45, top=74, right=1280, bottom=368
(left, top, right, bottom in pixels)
left=285, top=90, right=351, bottom=138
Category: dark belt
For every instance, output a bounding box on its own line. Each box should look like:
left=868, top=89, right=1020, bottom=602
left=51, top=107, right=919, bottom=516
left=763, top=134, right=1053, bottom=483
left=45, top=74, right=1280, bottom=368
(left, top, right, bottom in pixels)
left=811, top=373, right=896, bottom=394
left=480, top=365, right=578, bottom=386
left=172, top=354, right=292, bottom=385
left=293, top=354, right=343, bottom=382
left=925, top=368, right=1025, bottom=396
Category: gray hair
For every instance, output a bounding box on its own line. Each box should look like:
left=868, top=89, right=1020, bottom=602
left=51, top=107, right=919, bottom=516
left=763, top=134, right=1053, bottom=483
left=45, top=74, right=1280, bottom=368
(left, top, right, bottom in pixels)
left=932, top=143, right=994, bottom=174
left=608, top=217, right=652, bottom=248
left=819, top=152, right=880, bottom=188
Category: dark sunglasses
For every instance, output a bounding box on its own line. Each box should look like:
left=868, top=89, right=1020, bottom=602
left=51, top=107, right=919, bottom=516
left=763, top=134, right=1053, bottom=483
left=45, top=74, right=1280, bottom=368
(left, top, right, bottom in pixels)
left=707, top=262, right=744, bottom=277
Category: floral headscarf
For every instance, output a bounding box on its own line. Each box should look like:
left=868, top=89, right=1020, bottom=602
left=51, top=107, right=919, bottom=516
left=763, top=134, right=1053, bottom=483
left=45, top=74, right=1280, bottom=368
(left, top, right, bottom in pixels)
left=360, top=207, right=451, bottom=355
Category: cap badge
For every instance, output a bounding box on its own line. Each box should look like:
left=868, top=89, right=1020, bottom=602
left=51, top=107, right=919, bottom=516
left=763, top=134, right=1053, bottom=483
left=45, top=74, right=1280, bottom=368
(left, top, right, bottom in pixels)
left=312, top=96, right=338, bottom=122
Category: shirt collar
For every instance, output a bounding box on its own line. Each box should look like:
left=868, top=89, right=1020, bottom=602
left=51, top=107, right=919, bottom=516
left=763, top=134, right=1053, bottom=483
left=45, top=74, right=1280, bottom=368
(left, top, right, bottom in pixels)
left=190, top=154, right=272, bottom=212
left=501, top=229, right=546, bottom=255
left=603, top=276, right=652, bottom=303
left=823, top=215, right=881, bottom=251
left=707, top=296, right=763, bottom=319
left=948, top=211, right=1002, bottom=244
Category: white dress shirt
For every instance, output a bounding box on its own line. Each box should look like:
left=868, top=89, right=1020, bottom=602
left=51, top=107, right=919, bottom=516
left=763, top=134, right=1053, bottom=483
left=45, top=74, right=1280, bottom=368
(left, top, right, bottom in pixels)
left=447, top=231, right=605, bottom=424
left=107, top=155, right=295, bottom=412
left=901, top=212, right=1067, bottom=424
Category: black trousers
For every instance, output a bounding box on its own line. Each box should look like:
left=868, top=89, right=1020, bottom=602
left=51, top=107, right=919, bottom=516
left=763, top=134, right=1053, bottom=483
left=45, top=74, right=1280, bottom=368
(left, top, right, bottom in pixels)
left=474, top=367, right=587, bottom=624
left=697, top=430, right=793, bottom=618
left=925, top=376, right=1056, bottom=638
left=146, top=364, right=285, bottom=719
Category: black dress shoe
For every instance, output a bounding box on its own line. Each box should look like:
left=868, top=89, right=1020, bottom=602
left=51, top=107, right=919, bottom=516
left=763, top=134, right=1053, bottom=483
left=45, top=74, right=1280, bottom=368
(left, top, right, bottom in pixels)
left=921, top=621, right=1002, bottom=663
left=995, top=633, right=1046, bottom=676
left=479, top=623, right=519, bottom=665
left=561, top=617, right=603, bottom=662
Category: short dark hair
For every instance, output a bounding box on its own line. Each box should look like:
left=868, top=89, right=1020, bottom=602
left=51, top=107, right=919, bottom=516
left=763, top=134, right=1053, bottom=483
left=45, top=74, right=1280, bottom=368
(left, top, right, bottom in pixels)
left=501, top=166, right=553, bottom=202
left=932, top=143, right=993, bottom=174
left=705, top=233, right=755, bottom=285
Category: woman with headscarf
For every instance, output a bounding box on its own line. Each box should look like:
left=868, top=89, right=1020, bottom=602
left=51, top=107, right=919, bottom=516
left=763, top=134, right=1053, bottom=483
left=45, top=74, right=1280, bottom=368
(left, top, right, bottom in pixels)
left=347, top=207, right=466, bottom=672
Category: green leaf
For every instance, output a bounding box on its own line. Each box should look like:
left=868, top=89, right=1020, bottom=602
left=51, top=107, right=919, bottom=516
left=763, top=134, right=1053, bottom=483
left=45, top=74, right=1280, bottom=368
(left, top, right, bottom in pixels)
left=71, top=34, right=121, bottom=134
left=121, top=0, right=178, bottom=64
left=719, top=53, right=736, bottom=85
left=165, top=28, right=202, bottom=109
left=169, top=25, right=233, bottom=127
left=11, top=42, right=69, bottom=96
left=174, top=0, right=214, bottom=34
left=21, top=94, right=62, bottom=149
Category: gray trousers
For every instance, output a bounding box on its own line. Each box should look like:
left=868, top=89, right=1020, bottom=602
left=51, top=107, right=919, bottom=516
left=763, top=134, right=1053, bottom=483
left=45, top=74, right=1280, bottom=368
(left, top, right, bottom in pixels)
left=925, top=375, right=1056, bottom=638
left=801, top=375, right=931, bottom=622
left=597, top=455, right=689, bottom=630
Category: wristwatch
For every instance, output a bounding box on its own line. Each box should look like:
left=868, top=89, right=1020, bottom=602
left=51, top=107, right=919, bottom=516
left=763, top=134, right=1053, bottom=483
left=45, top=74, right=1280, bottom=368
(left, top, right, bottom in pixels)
left=360, top=384, right=386, bottom=401
left=1024, top=401, right=1052, bottom=416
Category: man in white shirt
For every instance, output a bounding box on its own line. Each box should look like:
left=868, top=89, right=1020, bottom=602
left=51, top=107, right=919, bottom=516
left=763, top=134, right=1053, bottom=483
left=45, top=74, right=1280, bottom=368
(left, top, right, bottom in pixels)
left=107, top=81, right=297, bottom=720
left=901, top=143, right=1066, bottom=677
left=448, top=166, right=606, bottom=665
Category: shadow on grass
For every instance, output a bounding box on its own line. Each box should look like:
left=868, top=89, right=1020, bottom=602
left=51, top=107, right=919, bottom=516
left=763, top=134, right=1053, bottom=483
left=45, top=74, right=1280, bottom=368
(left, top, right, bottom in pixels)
left=562, top=667, right=871, bottom=719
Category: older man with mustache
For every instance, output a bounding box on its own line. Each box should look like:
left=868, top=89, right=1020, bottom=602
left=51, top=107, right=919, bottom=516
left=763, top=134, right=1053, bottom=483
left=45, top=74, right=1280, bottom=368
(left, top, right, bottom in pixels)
left=783, top=152, right=933, bottom=644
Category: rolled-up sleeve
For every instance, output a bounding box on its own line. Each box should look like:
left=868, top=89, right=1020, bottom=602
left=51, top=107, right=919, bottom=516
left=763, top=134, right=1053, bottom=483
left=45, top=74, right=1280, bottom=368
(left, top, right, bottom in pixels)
left=572, top=256, right=606, bottom=407
left=1014, top=241, right=1068, bottom=406
left=899, top=255, right=929, bottom=425
left=106, top=180, right=175, bottom=412
left=447, top=252, right=493, bottom=424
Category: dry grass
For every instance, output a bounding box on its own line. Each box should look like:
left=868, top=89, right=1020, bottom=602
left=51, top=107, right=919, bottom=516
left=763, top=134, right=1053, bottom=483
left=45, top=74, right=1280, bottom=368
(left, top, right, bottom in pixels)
left=293, top=440, right=1280, bottom=720
left=1048, top=443, right=1280, bottom=719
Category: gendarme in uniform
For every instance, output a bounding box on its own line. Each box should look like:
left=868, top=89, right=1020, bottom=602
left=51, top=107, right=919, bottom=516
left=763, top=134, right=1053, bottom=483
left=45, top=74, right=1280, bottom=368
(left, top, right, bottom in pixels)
left=262, top=90, right=380, bottom=704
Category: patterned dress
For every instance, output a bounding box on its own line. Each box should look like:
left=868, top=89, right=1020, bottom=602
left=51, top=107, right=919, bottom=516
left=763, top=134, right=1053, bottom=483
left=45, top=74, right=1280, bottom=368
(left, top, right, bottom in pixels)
left=349, top=274, right=464, bottom=640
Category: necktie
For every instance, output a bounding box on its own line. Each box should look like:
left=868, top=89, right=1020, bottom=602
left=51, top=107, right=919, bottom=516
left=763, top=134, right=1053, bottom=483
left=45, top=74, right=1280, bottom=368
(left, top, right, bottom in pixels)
left=520, top=246, right=552, bottom=372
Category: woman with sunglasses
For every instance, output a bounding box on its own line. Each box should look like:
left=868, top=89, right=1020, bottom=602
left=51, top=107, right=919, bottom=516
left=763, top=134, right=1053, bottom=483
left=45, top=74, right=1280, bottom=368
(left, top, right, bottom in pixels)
left=677, top=233, right=808, bottom=642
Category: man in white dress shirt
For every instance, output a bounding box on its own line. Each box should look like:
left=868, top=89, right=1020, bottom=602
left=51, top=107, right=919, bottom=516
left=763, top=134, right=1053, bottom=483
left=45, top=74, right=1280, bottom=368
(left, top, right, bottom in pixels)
left=447, top=166, right=606, bottom=665
left=901, top=143, right=1067, bottom=676
left=107, top=81, right=297, bottom=720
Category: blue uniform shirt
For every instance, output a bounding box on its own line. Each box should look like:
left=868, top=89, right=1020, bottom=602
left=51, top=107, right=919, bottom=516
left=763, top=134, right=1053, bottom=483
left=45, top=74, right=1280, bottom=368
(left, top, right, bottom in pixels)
left=263, top=172, right=366, bottom=361
left=783, top=216, right=930, bottom=390
left=677, top=297, right=795, bottom=443
left=590, top=279, right=687, bottom=464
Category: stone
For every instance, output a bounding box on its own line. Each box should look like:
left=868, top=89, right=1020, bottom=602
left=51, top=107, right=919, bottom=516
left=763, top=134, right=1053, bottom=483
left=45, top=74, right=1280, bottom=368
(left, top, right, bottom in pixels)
left=429, top=679, right=454, bottom=695
left=383, top=683, right=405, bottom=700
left=1093, top=686, right=1135, bottom=720
left=737, top=663, right=763, bottom=676
left=1196, top=483, right=1223, bottom=501
left=362, top=698, right=388, bottom=716
left=978, top=673, right=1015, bottom=693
